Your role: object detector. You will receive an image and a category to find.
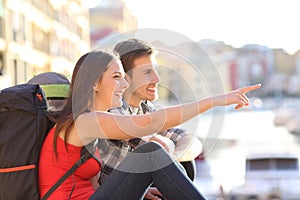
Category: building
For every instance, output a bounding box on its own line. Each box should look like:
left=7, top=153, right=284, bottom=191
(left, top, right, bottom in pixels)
left=232, top=44, right=274, bottom=89
left=273, top=48, right=296, bottom=75
left=0, top=0, right=90, bottom=89
left=89, top=0, right=137, bottom=49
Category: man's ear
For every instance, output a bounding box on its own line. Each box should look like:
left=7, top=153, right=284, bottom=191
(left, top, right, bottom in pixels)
left=93, top=83, right=98, bottom=92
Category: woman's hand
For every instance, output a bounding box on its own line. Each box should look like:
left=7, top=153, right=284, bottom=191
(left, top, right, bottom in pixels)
left=90, top=176, right=100, bottom=190
left=212, top=84, right=261, bottom=110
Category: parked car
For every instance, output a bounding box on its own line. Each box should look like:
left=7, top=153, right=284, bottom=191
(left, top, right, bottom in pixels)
left=228, top=153, right=300, bottom=200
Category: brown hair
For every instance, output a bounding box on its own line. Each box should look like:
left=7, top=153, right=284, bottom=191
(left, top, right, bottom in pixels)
left=113, top=39, right=156, bottom=74
left=53, top=51, right=117, bottom=155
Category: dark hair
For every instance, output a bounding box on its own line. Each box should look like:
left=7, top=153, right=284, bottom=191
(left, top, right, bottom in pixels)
left=53, top=50, right=117, bottom=155
left=113, top=39, right=156, bottom=74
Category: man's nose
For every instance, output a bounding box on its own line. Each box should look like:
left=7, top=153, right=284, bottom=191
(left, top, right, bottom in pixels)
left=151, top=71, right=161, bottom=83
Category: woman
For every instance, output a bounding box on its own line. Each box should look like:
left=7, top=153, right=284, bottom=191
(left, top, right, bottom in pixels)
left=39, top=50, right=260, bottom=200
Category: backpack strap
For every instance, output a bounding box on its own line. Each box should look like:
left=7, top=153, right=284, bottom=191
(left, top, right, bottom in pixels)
left=40, top=152, right=92, bottom=200
left=40, top=139, right=100, bottom=200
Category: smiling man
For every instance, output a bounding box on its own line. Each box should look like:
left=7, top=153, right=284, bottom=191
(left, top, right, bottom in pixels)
left=118, top=38, right=201, bottom=199
left=98, top=39, right=201, bottom=200
left=123, top=52, right=160, bottom=109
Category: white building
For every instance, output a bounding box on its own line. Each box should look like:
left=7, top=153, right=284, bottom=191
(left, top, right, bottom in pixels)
left=0, top=0, right=90, bottom=89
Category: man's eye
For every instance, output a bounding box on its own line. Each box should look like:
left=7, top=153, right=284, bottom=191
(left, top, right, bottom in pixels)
left=144, top=70, right=152, bottom=74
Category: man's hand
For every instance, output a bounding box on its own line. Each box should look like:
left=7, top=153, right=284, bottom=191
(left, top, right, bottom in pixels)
left=144, top=187, right=165, bottom=200
left=149, top=134, right=175, bottom=155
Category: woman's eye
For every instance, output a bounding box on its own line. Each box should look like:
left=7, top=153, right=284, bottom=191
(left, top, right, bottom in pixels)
left=113, top=75, right=120, bottom=79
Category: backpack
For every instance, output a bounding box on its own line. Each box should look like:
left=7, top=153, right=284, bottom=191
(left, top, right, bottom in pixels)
left=0, top=84, right=95, bottom=200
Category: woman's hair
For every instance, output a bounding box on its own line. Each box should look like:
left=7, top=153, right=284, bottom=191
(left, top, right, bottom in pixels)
left=113, top=39, right=156, bottom=74
left=53, top=50, right=117, bottom=154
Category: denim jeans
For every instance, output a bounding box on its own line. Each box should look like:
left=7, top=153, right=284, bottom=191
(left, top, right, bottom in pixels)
left=90, top=142, right=206, bottom=200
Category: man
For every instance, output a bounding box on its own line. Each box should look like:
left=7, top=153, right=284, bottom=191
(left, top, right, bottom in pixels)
left=98, top=39, right=201, bottom=199
left=114, top=38, right=202, bottom=172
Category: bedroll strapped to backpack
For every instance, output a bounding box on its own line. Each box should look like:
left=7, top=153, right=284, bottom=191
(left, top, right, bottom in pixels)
left=0, top=83, right=95, bottom=200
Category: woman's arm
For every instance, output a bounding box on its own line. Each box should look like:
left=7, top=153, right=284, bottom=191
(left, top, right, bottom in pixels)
left=90, top=176, right=99, bottom=190
left=76, top=84, right=261, bottom=141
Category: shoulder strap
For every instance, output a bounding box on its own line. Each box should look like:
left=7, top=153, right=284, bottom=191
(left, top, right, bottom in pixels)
left=40, top=139, right=100, bottom=200
left=40, top=152, right=92, bottom=200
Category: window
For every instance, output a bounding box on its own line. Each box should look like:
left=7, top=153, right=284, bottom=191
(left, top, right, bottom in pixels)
left=11, top=11, right=19, bottom=42
left=276, top=158, right=298, bottom=170
left=247, top=157, right=299, bottom=171
left=0, top=18, right=3, bottom=37
left=0, top=53, right=3, bottom=75
left=247, top=159, right=270, bottom=170
left=14, top=59, right=17, bottom=85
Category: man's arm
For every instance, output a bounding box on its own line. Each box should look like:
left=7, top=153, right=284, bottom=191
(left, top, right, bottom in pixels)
left=144, top=101, right=201, bottom=160
left=109, top=106, right=147, bottom=148
left=158, top=128, right=202, bottom=160
left=158, top=127, right=185, bottom=145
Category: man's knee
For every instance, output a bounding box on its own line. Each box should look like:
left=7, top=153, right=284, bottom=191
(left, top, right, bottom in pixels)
left=180, top=160, right=196, bottom=181
left=135, top=141, right=165, bottom=153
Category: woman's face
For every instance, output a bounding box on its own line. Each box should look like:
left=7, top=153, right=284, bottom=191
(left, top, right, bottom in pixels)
left=94, top=60, right=129, bottom=110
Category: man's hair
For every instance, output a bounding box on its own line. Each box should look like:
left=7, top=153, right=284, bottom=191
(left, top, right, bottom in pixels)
left=113, top=39, right=156, bottom=74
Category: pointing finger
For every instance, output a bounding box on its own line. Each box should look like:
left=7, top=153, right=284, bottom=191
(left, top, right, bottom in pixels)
left=240, top=84, right=261, bottom=93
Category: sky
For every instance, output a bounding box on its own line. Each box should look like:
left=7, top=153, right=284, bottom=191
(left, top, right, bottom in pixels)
left=121, top=0, right=300, bottom=54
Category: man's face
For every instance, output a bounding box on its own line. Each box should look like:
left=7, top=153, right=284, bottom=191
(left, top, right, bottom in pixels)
left=125, top=54, right=161, bottom=103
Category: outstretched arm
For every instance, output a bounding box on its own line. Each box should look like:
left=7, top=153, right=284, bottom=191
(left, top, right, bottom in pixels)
left=76, top=84, right=261, bottom=142
left=147, top=84, right=261, bottom=131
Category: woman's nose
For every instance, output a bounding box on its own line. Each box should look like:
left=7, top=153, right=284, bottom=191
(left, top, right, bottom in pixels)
left=121, top=77, right=129, bottom=89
